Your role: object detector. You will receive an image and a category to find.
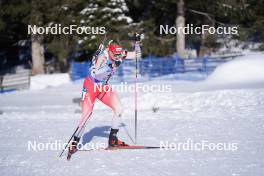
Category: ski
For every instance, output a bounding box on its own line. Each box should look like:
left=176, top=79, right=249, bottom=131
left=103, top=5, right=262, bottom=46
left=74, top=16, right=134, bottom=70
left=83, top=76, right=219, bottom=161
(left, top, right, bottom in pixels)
left=107, top=145, right=161, bottom=150
left=78, top=145, right=162, bottom=151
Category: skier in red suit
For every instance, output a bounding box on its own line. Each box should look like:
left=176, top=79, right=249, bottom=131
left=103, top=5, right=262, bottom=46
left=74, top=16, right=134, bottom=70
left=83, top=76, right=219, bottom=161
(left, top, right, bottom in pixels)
left=68, top=42, right=128, bottom=155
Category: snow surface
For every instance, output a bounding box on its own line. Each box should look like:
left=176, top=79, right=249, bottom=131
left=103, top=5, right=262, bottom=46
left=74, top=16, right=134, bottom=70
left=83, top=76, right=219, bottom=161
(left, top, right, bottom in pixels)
left=207, top=52, right=264, bottom=85
left=0, top=53, right=264, bottom=176
left=30, top=73, right=70, bottom=90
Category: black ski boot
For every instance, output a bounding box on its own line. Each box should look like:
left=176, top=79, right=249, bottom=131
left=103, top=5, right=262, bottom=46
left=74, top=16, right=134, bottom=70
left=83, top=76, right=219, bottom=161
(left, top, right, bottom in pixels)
left=67, top=136, right=80, bottom=160
left=108, top=128, right=128, bottom=147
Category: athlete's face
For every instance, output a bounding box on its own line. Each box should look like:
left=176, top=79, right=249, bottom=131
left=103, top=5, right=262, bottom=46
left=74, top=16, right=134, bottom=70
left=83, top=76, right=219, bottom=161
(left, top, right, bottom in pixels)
left=109, top=50, right=122, bottom=61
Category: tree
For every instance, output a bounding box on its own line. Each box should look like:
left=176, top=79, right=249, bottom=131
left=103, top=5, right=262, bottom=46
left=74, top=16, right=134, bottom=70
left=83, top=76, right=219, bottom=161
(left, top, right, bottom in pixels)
left=78, top=0, right=133, bottom=52
left=126, top=0, right=264, bottom=56
left=30, top=0, right=45, bottom=75
left=0, top=0, right=30, bottom=46
left=176, top=0, right=185, bottom=57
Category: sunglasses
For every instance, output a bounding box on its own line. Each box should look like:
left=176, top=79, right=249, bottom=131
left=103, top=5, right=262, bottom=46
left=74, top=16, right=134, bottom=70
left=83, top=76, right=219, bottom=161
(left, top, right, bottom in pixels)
left=110, top=52, right=122, bottom=61
left=113, top=53, right=122, bottom=57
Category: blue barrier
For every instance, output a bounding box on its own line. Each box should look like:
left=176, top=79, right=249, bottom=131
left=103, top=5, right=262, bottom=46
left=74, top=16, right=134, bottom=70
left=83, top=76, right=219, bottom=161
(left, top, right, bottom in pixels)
left=70, top=62, right=91, bottom=81
left=70, top=55, right=232, bottom=81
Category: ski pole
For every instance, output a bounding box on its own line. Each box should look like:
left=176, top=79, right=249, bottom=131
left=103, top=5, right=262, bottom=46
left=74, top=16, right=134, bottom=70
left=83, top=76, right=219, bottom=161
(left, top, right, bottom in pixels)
left=134, top=33, right=140, bottom=144
left=120, top=122, right=135, bottom=144
left=59, top=111, right=93, bottom=157
left=59, top=126, right=79, bottom=157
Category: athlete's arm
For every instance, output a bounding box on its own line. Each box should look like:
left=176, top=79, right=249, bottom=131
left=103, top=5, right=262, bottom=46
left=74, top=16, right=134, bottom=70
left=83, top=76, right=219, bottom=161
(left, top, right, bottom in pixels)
left=91, top=55, right=107, bottom=75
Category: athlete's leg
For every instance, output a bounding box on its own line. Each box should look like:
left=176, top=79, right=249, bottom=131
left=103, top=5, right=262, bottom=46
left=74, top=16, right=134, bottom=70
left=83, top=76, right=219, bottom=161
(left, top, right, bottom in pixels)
left=68, top=78, right=100, bottom=155
left=75, top=78, right=99, bottom=138
left=98, top=87, right=128, bottom=146
left=98, top=87, right=123, bottom=130
left=97, top=85, right=128, bottom=147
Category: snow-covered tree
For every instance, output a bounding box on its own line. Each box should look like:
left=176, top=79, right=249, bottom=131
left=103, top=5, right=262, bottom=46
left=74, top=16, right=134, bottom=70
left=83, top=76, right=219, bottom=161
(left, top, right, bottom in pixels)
left=78, top=0, right=133, bottom=51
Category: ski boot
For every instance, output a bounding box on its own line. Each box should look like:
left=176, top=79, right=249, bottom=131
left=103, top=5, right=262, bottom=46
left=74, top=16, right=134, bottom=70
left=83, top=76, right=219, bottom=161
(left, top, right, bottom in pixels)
left=67, top=136, right=80, bottom=160
left=108, top=128, right=128, bottom=147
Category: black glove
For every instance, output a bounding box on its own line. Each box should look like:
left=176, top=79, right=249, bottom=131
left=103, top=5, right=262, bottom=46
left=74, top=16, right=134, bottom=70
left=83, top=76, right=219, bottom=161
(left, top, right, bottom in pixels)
left=108, top=60, right=122, bottom=68
left=115, top=60, right=122, bottom=67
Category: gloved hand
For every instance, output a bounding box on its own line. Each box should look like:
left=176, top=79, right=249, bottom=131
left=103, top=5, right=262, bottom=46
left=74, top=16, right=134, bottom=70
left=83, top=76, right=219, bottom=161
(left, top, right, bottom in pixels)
left=91, top=65, right=98, bottom=75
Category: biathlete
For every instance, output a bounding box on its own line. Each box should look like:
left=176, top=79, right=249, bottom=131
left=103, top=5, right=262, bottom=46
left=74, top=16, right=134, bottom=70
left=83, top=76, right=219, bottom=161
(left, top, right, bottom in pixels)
left=68, top=41, right=129, bottom=155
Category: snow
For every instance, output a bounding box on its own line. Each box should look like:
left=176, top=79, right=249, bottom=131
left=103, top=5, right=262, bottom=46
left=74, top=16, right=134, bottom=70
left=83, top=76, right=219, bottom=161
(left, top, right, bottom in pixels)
left=0, top=53, right=264, bottom=175
left=117, top=14, right=133, bottom=23
left=80, top=0, right=132, bottom=24
left=102, top=7, right=123, bottom=13
left=61, top=5, right=69, bottom=11
left=207, top=52, right=264, bottom=85
left=80, top=7, right=98, bottom=15
left=30, top=73, right=70, bottom=90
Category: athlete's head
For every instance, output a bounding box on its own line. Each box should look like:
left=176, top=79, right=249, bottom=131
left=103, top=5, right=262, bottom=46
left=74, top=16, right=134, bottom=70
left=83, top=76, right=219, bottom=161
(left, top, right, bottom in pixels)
left=108, top=42, right=127, bottom=61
